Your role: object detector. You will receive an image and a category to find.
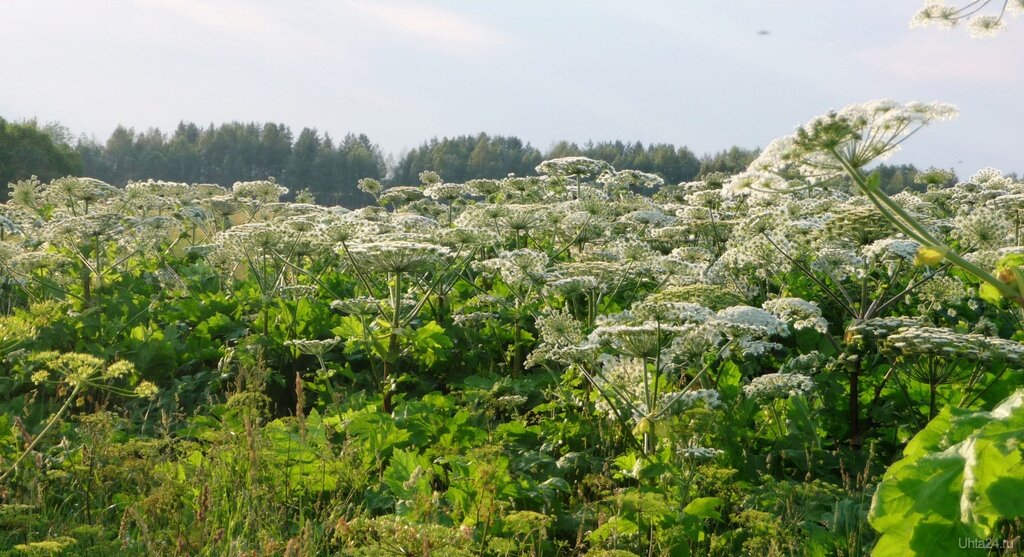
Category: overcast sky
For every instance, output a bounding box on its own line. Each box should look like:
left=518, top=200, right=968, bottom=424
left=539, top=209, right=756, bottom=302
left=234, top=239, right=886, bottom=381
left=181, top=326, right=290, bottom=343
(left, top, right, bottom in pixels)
left=2, top=0, right=1022, bottom=175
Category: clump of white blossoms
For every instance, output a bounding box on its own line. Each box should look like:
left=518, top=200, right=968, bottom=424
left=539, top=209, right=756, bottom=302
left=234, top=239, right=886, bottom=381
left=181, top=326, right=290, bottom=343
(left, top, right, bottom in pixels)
left=632, top=299, right=715, bottom=324
left=781, top=351, right=830, bottom=375
left=232, top=179, right=289, bottom=204
left=810, top=247, right=863, bottom=282
left=677, top=446, right=725, bottom=460
left=952, top=209, right=1008, bottom=250
left=357, top=177, right=384, bottom=197
left=911, top=0, right=1024, bottom=36
left=535, top=157, right=612, bottom=179
left=599, top=169, right=665, bottom=197
left=861, top=238, right=921, bottom=264
left=377, top=186, right=425, bottom=207
left=526, top=308, right=589, bottom=368
left=620, top=209, right=676, bottom=228
left=340, top=238, right=452, bottom=274
left=588, top=308, right=705, bottom=360
left=707, top=234, right=794, bottom=290
left=711, top=305, right=790, bottom=356
left=915, top=275, right=969, bottom=316
left=845, top=316, right=927, bottom=345
left=747, top=99, right=958, bottom=185
left=882, top=326, right=1024, bottom=367
left=331, top=296, right=382, bottom=317
left=42, top=177, right=122, bottom=212
left=744, top=372, right=816, bottom=401
left=723, top=171, right=792, bottom=198
left=590, top=354, right=719, bottom=423
left=543, top=275, right=602, bottom=298
left=285, top=337, right=341, bottom=357
left=762, top=297, right=829, bottom=334
left=474, top=249, right=550, bottom=289
left=210, top=222, right=290, bottom=284
left=423, top=182, right=471, bottom=202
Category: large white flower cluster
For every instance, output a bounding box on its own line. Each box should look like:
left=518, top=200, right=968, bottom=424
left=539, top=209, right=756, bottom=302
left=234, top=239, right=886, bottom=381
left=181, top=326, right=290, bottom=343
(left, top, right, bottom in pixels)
left=883, top=326, right=1024, bottom=367
left=762, top=297, right=829, bottom=334
left=743, top=372, right=816, bottom=401
left=748, top=100, right=957, bottom=184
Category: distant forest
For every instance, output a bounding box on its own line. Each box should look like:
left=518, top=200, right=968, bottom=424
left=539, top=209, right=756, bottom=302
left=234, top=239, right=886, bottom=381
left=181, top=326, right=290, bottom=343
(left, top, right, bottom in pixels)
left=2, top=118, right=932, bottom=207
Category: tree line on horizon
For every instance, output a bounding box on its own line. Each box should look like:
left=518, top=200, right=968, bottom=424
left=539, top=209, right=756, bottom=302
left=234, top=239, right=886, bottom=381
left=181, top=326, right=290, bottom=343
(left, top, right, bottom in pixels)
left=1, top=117, right=938, bottom=206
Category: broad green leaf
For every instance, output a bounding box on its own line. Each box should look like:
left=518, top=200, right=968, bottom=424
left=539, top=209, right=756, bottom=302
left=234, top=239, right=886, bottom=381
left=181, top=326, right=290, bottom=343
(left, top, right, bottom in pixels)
left=869, top=390, right=1024, bottom=555
left=588, top=516, right=639, bottom=544
left=683, top=497, right=723, bottom=521
left=979, top=282, right=1002, bottom=304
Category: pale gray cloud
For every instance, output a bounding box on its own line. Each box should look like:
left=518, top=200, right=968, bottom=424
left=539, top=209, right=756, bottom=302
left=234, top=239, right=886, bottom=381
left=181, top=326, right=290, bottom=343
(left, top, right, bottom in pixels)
left=343, top=1, right=514, bottom=53
left=855, top=31, right=1024, bottom=82
left=132, top=0, right=284, bottom=36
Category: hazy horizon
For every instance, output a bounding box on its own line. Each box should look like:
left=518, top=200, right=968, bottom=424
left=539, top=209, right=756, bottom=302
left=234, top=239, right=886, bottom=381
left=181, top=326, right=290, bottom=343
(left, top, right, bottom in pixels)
left=3, top=0, right=1023, bottom=175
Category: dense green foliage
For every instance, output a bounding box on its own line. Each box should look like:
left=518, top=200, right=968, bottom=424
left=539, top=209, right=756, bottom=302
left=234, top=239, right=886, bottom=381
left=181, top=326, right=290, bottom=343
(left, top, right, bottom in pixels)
left=1, top=108, right=1023, bottom=555
left=869, top=391, right=1024, bottom=556
left=0, top=119, right=81, bottom=193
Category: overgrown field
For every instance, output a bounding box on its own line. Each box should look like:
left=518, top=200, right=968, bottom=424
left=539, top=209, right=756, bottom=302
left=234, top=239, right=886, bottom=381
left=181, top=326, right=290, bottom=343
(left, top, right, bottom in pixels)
left=2, top=101, right=1024, bottom=556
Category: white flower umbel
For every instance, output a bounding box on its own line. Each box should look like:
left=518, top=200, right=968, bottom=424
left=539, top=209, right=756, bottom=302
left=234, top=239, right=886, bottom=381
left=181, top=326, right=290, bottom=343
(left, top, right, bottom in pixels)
left=677, top=446, right=724, bottom=460
left=724, top=171, right=793, bottom=197
left=474, top=249, right=550, bottom=290
left=881, top=324, right=1024, bottom=417
left=762, top=297, right=829, bottom=334
left=341, top=239, right=452, bottom=274
left=713, top=306, right=790, bottom=338
left=535, top=157, right=612, bottom=179
left=711, top=306, right=790, bottom=357
left=423, top=182, right=471, bottom=202
left=749, top=100, right=958, bottom=185
left=588, top=319, right=700, bottom=360
left=845, top=316, right=928, bottom=345
left=744, top=372, right=816, bottom=401
left=861, top=238, right=921, bottom=264
left=526, top=308, right=588, bottom=368
left=911, top=0, right=1022, bottom=35
left=599, top=169, right=664, bottom=197
left=883, top=326, right=1024, bottom=368
left=952, top=209, right=1009, bottom=250
left=285, top=337, right=341, bottom=357
left=589, top=353, right=721, bottom=453
left=747, top=100, right=1022, bottom=306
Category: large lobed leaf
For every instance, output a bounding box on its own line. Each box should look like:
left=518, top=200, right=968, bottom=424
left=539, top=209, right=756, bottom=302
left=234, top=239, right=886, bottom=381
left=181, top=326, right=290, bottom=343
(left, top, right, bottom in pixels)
left=868, top=390, right=1024, bottom=556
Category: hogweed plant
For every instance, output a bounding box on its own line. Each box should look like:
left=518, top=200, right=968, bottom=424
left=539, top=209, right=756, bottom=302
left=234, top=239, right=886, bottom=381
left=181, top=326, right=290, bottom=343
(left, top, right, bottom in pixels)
left=734, top=99, right=1022, bottom=307
left=285, top=336, right=342, bottom=405
left=857, top=321, right=1024, bottom=419
left=728, top=99, right=1024, bottom=447
left=2, top=98, right=1024, bottom=553
left=0, top=353, right=156, bottom=484
left=912, top=0, right=1024, bottom=35
left=336, top=232, right=468, bottom=411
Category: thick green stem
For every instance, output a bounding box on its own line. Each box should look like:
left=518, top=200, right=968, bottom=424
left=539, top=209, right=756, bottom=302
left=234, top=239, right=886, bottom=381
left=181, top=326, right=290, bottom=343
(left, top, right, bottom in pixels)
left=512, top=317, right=522, bottom=377
left=382, top=272, right=403, bottom=413
left=81, top=266, right=91, bottom=304
left=847, top=357, right=862, bottom=450
left=929, top=383, right=938, bottom=421
left=840, top=155, right=1022, bottom=305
